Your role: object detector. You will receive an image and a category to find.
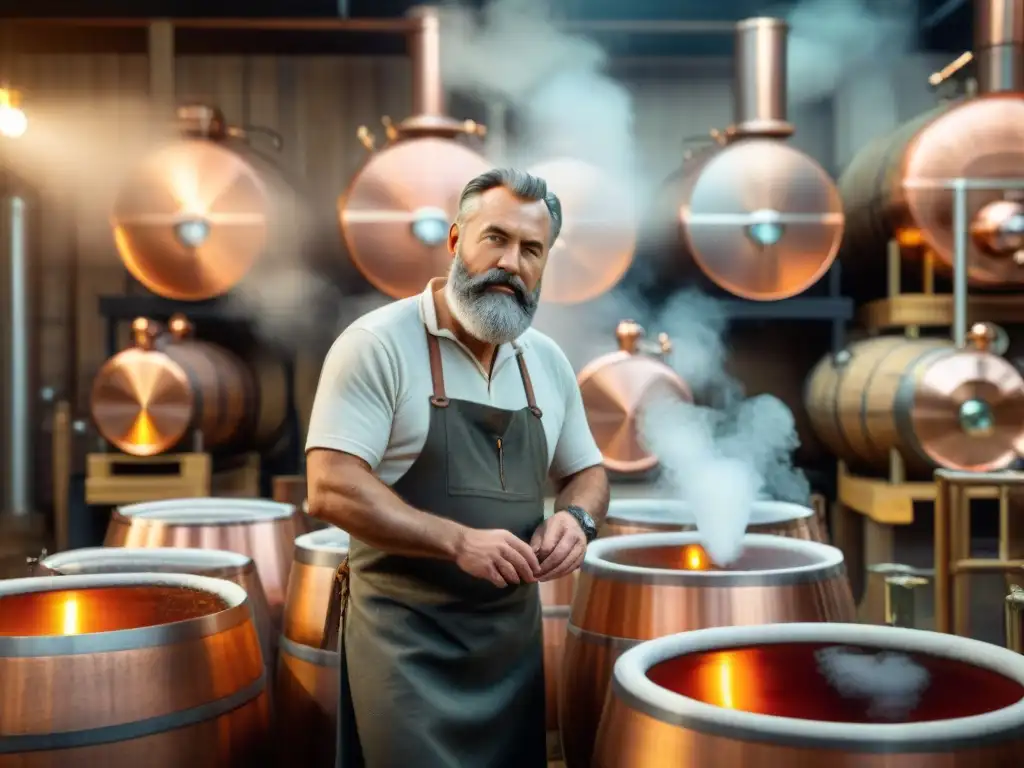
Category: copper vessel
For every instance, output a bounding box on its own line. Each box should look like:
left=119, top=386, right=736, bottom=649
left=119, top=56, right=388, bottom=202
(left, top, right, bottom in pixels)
left=663, top=18, right=843, bottom=300
left=90, top=315, right=289, bottom=457
left=601, top=498, right=826, bottom=542
left=276, top=528, right=349, bottom=768
left=577, top=320, right=692, bottom=475
left=525, top=158, right=637, bottom=305
left=540, top=573, right=577, bottom=761
left=804, top=331, right=1024, bottom=477
left=559, top=532, right=855, bottom=768
left=840, top=0, right=1024, bottom=291
left=0, top=573, right=269, bottom=766
left=338, top=6, right=489, bottom=299
left=104, top=497, right=301, bottom=631
left=594, top=622, right=1024, bottom=767
left=112, top=103, right=297, bottom=301
left=37, top=547, right=274, bottom=672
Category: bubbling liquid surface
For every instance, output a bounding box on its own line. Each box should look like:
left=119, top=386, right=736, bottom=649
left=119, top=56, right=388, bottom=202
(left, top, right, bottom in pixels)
left=0, top=586, right=229, bottom=636
left=647, top=642, right=1024, bottom=723
left=607, top=543, right=817, bottom=571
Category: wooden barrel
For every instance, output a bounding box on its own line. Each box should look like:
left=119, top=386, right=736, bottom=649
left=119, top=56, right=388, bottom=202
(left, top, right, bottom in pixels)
left=559, top=532, right=855, bottom=768
left=595, top=623, right=1024, bottom=767
left=804, top=336, right=1024, bottom=477
left=38, top=547, right=274, bottom=674
left=105, top=498, right=301, bottom=633
left=276, top=528, right=349, bottom=768
left=540, top=573, right=576, bottom=761
left=0, top=572, right=270, bottom=766
left=601, top=498, right=826, bottom=541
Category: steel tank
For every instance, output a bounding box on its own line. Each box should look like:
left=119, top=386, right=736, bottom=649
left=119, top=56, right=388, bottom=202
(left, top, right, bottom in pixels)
left=338, top=6, right=490, bottom=299
left=595, top=623, right=1024, bottom=767
left=111, top=103, right=301, bottom=302
left=89, top=315, right=289, bottom=457
left=654, top=18, right=843, bottom=300
left=839, top=0, right=1024, bottom=295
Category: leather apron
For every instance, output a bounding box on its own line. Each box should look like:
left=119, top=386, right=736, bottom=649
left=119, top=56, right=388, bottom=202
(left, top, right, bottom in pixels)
left=324, top=328, right=549, bottom=768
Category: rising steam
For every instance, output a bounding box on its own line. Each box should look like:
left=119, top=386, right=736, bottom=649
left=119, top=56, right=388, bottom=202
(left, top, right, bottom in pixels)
left=815, top=645, right=931, bottom=721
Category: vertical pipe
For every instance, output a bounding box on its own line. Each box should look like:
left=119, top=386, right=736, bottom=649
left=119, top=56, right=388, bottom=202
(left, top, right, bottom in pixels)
left=934, top=474, right=951, bottom=633
left=1007, top=584, right=1024, bottom=652
left=407, top=6, right=445, bottom=116
left=952, top=179, right=968, bottom=347
left=974, top=0, right=1024, bottom=93
left=732, top=17, right=793, bottom=138
left=6, top=195, right=29, bottom=516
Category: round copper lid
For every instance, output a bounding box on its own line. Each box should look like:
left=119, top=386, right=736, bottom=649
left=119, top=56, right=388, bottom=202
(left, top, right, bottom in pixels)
left=910, top=349, right=1024, bottom=471
left=903, top=93, right=1024, bottom=284
left=339, top=137, right=490, bottom=299
left=111, top=139, right=270, bottom=301
left=90, top=347, right=195, bottom=457
left=527, top=158, right=637, bottom=305
left=681, top=138, right=844, bottom=300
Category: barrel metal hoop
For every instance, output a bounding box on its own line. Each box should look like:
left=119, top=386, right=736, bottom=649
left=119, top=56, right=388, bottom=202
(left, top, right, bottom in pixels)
left=293, top=547, right=349, bottom=568
left=279, top=634, right=340, bottom=667
left=0, top=672, right=266, bottom=753
left=566, top=622, right=643, bottom=650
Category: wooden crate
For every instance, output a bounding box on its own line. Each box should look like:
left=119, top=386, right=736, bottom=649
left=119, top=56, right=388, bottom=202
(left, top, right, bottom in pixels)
left=85, top=452, right=260, bottom=505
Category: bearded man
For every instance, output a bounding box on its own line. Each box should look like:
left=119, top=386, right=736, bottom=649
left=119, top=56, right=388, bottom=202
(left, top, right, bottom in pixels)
left=305, top=168, right=610, bottom=768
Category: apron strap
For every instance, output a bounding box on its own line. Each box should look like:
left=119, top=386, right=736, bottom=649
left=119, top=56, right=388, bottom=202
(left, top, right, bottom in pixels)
left=424, top=330, right=450, bottom=407
left=320, top=555, right=351, bottom=651
left=512, top=344, right=543, bottom=419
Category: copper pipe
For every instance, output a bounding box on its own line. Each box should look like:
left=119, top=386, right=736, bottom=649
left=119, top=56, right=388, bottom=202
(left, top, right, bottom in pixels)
left=731, top=17, right=793, bottom=138
left=407, top=6, right=444, bottom=117
left=974, top=0, right=1024, bottom=93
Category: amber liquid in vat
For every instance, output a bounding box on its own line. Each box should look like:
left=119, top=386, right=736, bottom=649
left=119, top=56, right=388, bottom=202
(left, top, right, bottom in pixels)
left=0, top=586, right=228, bottom=636
left=607, top=543, right=818, bottom=571
left=647, top=642, right=1024, bottom=723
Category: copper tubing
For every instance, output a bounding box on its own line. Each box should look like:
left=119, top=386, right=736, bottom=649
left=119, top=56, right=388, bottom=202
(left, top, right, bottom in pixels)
left=1008, top=585, right=1024, bottom=652
left=407, top=6, right=444, bottom=116
left=732, top=18, right=793, bottom=138
left=974, top=0, right=1024, bottom=93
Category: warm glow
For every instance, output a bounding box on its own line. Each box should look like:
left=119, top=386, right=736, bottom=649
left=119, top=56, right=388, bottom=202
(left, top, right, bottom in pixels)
left=0, top=88, right=27, bottom=139
left=61, top=597, right=80, bottom=635
left=717, top=653, right=735, bottom=709
left=684, top=544, right=708, bottom=571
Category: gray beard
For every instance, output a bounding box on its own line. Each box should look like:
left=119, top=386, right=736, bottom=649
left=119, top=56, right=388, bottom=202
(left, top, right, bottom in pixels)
left=445, top=252, right=540, bottom=345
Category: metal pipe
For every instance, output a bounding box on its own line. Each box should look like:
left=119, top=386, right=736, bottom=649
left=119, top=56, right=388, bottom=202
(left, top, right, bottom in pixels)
left=731, top=17, right=793, bottom=138
left=974, top=0, right=1024, bottom=93
left=1007, top=584, right=1024, bottom=652
left=952, top=179, right=968, bottom=347
left=407, top=6, right=444, bottom=116
left=4, top=195, right=29, bottom=517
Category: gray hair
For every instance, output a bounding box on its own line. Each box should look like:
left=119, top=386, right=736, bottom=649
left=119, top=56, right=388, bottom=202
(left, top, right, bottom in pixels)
left=456, top=168, right=563, bottom=244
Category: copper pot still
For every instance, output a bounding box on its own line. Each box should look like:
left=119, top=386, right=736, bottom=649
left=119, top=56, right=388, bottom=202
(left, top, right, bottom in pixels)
left=0, top=573, right=270, bottom=766
left=839, top=0, right=1024, bottom=290
left=601, top=498, right=826, bottom=542
left=558, top=532, right=856, bottom=768
left=89, top=315, right=289, bottom=458
left=111, top=103, right=299, bottom=302
left=595, top=622, right=1024, bottom=767
left=339, top=6, right=490, bottom=299
left=577, top=319, right=692, bottom=476
left=804, top=323, right=1024, bottom=478
left=662, top=17, right=843, bottom=300
left=104, top=497, right=302, bottom=632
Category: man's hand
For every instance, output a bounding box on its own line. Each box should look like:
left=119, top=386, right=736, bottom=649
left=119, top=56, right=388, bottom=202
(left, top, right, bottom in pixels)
left=531, top=511, right=587, bottom=581
left=454, top=529, right=541, bottom=588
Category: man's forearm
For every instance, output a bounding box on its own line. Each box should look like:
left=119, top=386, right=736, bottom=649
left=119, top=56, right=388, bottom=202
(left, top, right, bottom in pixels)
left=554, top=465, right=610, bottom=525
left=309, top=472, right=464, bottom=560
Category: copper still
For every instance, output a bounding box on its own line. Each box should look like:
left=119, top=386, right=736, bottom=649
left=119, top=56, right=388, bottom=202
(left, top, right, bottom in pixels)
left=37, top=547, right=273, bottom=675
left=839, top=0, right=1024, bottom=292
left=338, top=6, right=490, bottom=299
left=659, top=17, right=843, bottom=300
left=104, top=497, right=302, bottom=632
left=0, top=573, right=270, bottom=766
left=577, top=320, right=692, bottom=475
left=277, top=528, right=349, bottom=768
left=111, top=103, right=297, bottom=302
left=594, top=623, right=1024, bottom=767
left=601, top=498, right=826, bottom=542
left=89, top=315, right=289, bottom=457
left=558, top=532, right=856, bottom=768
left=526, top=158, right=637, bottom=304
left=804, top=325, right=1024, bottom=477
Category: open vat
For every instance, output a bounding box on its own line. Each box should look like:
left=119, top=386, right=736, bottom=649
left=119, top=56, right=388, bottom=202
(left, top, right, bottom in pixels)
left=596, top=623, right=1024, bottom=766
left=601, top=498, right=826, bottom=542
left=559, top=532, right=855, bottom=768
left=0, top=573, right=269, bottom=766
left=105, top=497, right=302, bottom=628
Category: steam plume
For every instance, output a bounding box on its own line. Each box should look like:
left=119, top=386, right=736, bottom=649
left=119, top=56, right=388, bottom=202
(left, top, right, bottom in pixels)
left=816, top=645, right=931, bottom=721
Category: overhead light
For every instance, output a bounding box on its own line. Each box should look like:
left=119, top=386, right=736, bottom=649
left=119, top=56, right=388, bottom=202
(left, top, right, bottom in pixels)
left=0, top=87, right=27, bottom=139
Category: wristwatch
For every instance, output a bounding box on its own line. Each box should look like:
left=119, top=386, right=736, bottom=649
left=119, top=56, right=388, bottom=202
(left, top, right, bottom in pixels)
left=564, top=505, right=598, bottom=543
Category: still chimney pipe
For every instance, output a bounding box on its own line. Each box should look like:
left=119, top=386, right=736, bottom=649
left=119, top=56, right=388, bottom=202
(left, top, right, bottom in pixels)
left=974, top=0, right=1024, bottom=93
left=407, top=6, right=445, bottom=116
left=732, top=17, right=793, bottom=139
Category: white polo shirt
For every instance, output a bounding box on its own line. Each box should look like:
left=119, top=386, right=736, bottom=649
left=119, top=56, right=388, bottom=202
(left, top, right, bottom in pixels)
left=306, top=278, right=603, bottom=486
